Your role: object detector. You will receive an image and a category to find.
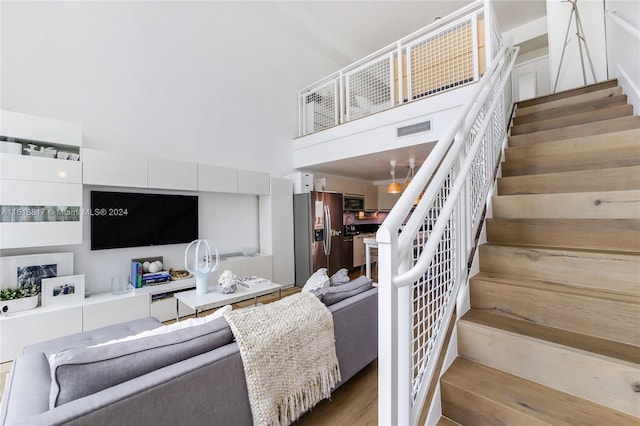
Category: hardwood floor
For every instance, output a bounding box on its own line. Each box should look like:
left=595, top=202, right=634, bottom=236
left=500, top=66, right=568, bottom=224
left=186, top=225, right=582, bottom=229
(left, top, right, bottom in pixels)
left=0, top=284, right=379, bottom=425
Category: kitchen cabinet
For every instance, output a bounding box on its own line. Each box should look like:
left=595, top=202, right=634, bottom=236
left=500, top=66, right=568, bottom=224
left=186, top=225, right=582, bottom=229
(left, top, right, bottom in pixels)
left=364, top=184, right=379, bottom=211
left=322, top=177, right=364, bottom=196
left=378, top=186, right=401, bottom=211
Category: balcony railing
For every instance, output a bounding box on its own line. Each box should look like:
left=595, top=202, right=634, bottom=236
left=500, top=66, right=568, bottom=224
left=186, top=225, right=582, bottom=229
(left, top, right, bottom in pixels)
left=298, top=0, right=500, bottom=137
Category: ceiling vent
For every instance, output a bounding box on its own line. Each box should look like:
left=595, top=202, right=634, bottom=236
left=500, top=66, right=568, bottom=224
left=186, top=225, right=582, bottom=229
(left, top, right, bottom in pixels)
left=396, top=120, right=432, bottom=138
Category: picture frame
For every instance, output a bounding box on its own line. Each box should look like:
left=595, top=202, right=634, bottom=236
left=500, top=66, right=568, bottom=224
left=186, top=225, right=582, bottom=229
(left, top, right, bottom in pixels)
left=0, top=253, right=73, bottom=293
left=41, top=274, right=85, bottom=307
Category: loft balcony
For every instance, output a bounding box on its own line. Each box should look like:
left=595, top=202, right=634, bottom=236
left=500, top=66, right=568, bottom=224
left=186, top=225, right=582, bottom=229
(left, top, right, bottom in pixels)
left=294, top=0, right=503, bottom=179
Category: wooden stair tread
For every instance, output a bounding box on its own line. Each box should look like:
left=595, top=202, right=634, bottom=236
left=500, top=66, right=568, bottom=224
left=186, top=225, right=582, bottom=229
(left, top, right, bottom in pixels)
left=436, top=417, right=461, bottom=426
left=478, top=243, right=640, bottom=296
left=461, top=308, right=640, bottom=364
left=486, top=218, right=640, bottom=252
left=441, top=357, right=638, bottom=426
left=511, top=104, right=633, bottom=135
left=515, top=79, right=618, bottom=109
left=492, top=190, right=640, bottom=219
left=471, top=271, right=640, bottom=305
left=505, top=128, right=640, bottom=161
left=457, top=316, right=640, bottom=416
left=513, top=94, right=628, bottom=125
left=498, top=165, right=640, bottom=195
left=501, top=144, right=640, bottom=176
left=515, top=86, right=624, bottom=117
left=508, top=115, right=640, bottom=148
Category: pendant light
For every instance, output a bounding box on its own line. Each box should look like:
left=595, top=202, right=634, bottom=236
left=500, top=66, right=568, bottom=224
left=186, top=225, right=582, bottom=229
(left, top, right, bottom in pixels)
left=387, top=160, right=401, bottom=194
left=404, top=158, right=416, bottom=190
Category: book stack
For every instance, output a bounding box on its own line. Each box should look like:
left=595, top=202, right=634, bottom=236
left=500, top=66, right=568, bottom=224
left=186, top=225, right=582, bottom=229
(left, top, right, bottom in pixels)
left=130, top=262, right=142, bottom=288
left=142, top=271, right=171, bottom=286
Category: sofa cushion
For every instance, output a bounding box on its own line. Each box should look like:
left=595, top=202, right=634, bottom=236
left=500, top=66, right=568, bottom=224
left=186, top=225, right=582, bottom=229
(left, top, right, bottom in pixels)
left=49, top=316, right=233, bottom=408
left=24, top=316, right=163, bottom=358
left=302, top=268, right=330, bottom=292
left=321, top=275, right=373, bottom=305
left=91, top=305, right=231, bottom=347
left=330, top=268, right=350, bottom=285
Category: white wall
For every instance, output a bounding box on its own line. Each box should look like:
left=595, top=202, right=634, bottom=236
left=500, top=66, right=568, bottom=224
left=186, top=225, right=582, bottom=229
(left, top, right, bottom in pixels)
left=0, top=1, right=344, bottom=292
left=0, top=1, right=344, bottom=176
left=547, top=0, right=608, bottom=92
left=604, top=0, right=640, bottom=112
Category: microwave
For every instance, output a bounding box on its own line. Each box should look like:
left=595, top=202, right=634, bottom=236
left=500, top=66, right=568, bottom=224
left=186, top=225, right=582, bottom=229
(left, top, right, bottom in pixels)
left=343, top=195, right=365, bottom=211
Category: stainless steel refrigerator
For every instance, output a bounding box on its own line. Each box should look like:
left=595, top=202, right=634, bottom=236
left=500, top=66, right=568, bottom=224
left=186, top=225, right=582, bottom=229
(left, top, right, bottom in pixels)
left=293, top=191, right=344, bottom=287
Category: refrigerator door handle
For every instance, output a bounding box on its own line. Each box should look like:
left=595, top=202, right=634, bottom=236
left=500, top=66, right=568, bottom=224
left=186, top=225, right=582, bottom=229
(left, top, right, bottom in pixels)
left=324, top=205, right=331, bottom=255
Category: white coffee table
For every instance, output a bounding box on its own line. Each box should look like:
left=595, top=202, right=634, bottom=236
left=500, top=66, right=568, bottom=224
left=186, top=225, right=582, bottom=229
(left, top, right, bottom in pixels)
left=174, top=278, right=283, bottom=320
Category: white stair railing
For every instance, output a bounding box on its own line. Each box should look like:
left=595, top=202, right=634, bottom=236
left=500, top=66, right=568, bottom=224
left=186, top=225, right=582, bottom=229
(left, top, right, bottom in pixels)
left=376, top=39, right=519, bottom=425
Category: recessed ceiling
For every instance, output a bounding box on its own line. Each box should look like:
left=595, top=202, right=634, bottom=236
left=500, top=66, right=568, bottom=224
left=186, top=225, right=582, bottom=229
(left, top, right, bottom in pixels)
left=302, top=142, right=437, bottom=183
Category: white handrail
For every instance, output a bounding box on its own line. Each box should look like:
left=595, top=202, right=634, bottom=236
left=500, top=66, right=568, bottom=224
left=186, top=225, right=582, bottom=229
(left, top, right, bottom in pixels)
left=377, top=22, right=518, bottom=425
left=378, top=43, right=509, bottom=250
left=393, top=46, right=517, bottom=286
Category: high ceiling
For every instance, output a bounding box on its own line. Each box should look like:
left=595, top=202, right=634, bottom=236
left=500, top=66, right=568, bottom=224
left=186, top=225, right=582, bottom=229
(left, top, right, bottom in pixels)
left=284, top=0, right=548, bottom=182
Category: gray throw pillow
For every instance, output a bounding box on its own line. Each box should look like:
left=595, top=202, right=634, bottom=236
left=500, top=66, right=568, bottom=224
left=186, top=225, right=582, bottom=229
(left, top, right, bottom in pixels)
left=321, top=275, right=373, bottom=305
left=49, top=317, right=233, bottom=408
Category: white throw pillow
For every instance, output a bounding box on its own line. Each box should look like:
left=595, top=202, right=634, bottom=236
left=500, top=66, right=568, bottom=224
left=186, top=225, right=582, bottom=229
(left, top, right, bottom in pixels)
left=89, top=304, right=232, bottom=348
left=302, top=268, right=330, bottom=292
left=330, top=268, right=350, bottom=286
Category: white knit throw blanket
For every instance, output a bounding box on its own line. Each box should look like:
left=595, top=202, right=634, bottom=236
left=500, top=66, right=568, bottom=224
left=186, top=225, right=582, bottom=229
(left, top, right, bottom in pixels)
left=224, top=292, right=340, bottom=426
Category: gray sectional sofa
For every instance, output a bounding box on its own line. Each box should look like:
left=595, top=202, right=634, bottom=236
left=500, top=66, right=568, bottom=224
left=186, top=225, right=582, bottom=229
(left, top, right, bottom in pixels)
left=0, top=286, right=378, bottom=426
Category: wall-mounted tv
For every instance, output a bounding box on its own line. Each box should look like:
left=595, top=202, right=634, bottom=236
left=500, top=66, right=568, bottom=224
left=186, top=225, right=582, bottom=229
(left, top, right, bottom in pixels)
left=90, top=191, right=198, bottom=250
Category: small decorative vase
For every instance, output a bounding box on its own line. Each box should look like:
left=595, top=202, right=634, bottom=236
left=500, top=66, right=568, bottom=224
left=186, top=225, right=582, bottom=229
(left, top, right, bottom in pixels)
left=217, top=280, right=237, bottom=294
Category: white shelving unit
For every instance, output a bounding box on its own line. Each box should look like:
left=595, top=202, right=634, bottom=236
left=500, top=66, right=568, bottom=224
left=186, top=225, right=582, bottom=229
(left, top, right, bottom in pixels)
left=0, top=110, right=83, bottom=249
left=0, top=109, right=294, bottom=362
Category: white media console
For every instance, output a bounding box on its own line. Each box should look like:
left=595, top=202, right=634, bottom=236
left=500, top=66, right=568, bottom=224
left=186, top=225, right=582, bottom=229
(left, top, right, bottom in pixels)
left=0, top=109, right=294, bottom=363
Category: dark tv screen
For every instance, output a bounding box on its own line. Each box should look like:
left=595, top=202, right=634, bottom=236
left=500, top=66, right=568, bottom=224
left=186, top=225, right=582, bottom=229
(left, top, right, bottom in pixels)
left=90, top=191, right=198, bottom=250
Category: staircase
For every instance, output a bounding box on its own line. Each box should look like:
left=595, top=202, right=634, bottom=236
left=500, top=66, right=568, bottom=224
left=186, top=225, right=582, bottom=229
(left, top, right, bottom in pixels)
left=438, top=80, right=640, bottom=425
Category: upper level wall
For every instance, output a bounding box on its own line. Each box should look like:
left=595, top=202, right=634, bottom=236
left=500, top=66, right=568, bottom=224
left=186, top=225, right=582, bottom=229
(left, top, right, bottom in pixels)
left=294, top=83, right=475, bottom=170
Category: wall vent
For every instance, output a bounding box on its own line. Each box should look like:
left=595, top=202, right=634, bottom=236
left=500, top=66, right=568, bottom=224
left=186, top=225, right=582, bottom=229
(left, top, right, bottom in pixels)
left=397, top=120, right=432, bottom=138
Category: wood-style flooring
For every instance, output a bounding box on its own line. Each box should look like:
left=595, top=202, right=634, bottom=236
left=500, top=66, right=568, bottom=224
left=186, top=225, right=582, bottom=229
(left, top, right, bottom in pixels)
left=0, top=285, right=378, bottom=425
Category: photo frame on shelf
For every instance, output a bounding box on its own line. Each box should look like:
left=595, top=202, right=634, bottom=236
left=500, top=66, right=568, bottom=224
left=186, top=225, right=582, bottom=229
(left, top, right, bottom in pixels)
left=0, top=253, right=73, bottom=293
left=41, top=274, right=85, bottom=307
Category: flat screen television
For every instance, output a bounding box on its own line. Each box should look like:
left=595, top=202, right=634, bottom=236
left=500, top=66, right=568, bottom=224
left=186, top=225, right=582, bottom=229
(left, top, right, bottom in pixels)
left=90, top=191, right=198, bottom=250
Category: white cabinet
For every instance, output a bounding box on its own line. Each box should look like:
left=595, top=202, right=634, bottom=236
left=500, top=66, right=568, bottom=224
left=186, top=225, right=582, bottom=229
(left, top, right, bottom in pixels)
left=0, top=110, right=83, bottom=249
left=238, top=169, right=270, bottom=195
left=0, top=109, right=82, bottom=146
left=0, top=180, right=83, bottom=248
left=0, top=153, right=82, bottom=183
left=147, top=158, right=197, bottom=191
left=259, top=178, right=295, bottom=286
left=198, top=164, right=238, bottom=193
left=0, top=304, right=83, bottom=362
left=82, top=292, right=149, bottom=331
left=82, top=148, right=147, bottom=188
